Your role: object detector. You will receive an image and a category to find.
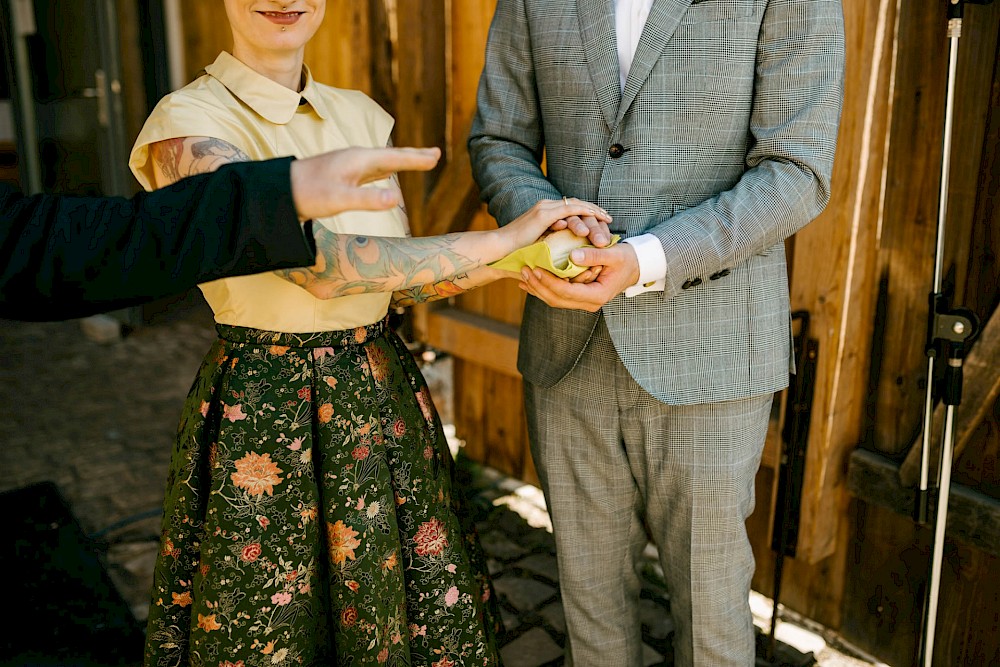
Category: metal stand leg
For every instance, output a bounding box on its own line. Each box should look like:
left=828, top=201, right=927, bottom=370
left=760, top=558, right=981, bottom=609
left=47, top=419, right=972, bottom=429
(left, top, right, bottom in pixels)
left=914, top=2, right=989, bottom=664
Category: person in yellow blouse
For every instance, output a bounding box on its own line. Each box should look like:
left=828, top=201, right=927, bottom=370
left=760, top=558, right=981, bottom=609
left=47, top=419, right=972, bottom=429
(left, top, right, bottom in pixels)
left=129, top=2, right=608, bottom=665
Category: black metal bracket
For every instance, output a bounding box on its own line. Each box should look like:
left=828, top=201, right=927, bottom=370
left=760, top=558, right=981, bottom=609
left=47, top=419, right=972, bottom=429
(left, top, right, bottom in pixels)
left=771, top=311, right=819, bottom=558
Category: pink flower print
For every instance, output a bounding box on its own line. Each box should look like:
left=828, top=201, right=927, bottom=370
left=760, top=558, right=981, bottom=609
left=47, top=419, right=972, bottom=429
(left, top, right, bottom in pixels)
left=240, top=543, right=262, bottom=562
left=416, top=387, right=435, bottom=423
left=257, top=516, right=270, bottom=529
left=432, top=657, right=455, bottom=667
left=377, top=648, right=389, bottom=663
left=423, top=445, right=434, bottom=461
left=446, top=563, right=456, bottom=574
left=313, top=347, right=336, bottom=360
left=444, top=586, right=459, bottom=607
left=222, top=403, right=247, bottom=422
left=409, top=623, right=427, bottom=638
left=352, top=445, right=370, bottom=460
left=287, top=436, right=304, bottom=451
left=393, top=419, right=406, bottom=437
left=271, top=592, right=292, bottom=606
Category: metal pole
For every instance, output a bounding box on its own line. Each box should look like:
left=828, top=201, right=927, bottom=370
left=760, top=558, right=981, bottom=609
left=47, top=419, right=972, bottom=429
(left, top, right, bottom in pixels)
left=921, top=391, right=958, bottom=667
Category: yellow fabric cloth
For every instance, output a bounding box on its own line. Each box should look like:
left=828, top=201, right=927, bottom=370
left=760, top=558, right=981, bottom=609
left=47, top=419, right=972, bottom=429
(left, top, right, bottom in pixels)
left=129, top=51, right=406, bottom=332
left=490, top=231, right=620, bottom=279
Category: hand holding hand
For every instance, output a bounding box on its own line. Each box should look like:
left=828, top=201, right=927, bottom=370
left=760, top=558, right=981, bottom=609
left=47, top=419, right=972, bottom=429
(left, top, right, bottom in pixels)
left=290, top=146, right=441, bottom=220
left=548, top=211, right=613, bottom=249
left=519, top=244, right=640, bottom=312
left=502, top=198, right=612, bottom=254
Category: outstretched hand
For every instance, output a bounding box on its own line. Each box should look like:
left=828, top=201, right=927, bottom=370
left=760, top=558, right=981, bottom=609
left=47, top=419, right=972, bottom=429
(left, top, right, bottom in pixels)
left=519, top=244, right=640, bottom=312
left=290, top=146, right=442, bottom=220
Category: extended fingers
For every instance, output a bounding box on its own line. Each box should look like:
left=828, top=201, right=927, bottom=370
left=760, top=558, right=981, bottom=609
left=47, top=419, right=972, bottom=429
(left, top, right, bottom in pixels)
left=544, top=198, right=612, bottom=223
left=567, top=215, right=611, bottom=247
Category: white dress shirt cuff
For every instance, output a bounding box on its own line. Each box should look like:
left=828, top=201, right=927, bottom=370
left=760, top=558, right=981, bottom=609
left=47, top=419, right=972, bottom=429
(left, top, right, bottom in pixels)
left=622, top=234, right=667, bottom=297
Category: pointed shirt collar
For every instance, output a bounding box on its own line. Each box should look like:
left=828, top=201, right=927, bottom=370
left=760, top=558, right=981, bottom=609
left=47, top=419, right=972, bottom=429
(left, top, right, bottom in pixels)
left=204, top=51, right=331, bottom=125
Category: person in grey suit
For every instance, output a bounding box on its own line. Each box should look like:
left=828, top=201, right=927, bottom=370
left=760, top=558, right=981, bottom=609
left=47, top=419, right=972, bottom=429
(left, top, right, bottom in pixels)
left=469, top=0, right=845, bottom=665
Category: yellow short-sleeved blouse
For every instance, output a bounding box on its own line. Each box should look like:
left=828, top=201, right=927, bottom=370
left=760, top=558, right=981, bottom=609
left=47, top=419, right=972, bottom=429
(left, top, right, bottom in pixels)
left=129, top=51, right=407, bottom=332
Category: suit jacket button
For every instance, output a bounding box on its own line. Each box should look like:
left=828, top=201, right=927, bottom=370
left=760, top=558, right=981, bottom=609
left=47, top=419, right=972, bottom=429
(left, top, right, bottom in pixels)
left=608, top=143, right=625, bottom=159
left=682, top=278, right=702, bottom=290
left=709, top=269, right=731, bottom=280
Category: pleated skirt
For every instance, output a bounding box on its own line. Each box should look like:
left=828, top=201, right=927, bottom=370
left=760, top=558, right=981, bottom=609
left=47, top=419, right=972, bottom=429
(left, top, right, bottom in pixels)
left=143, top=319, right=503, bottom=667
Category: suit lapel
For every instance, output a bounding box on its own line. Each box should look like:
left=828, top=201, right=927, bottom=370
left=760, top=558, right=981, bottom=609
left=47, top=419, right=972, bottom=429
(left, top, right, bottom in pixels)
left=577, top=0, right=620, bottom=130
left=618, top=0, right=692, bottom=123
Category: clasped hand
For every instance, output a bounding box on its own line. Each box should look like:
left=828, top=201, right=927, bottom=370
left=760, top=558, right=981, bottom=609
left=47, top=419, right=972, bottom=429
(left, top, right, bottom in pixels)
left=518, top=207, right=640, bottom=313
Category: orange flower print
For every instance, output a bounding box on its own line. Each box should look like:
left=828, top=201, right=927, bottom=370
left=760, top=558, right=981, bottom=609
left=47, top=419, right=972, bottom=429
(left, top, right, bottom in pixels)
left=231, top=452, right=284, bottom=496
left=432, top=279, right=465, bottom=299
left=300, top=504, right=318, bottom=523
left=365, top=345, right=390, bottom=383
left=318, top=403, right=334, bottom=424
left=341, top=606, right=358, bottom=627
left=197, top=613, right=221, bottom=632
left=220, top=662, right=245, bottom=667
left=393, top=419, right=406, bottom=438
left=261, top=640, right=275, bottom=655
left=354, top=327, right=367, bottom=344
left=269, top=345, right=289, bottom=356
left=172, top=591, right=192, bottom=607
left=413, top=518, right=448, bottom=557
left=346, top=580, right=360, bottom=592
left=382, top=552, right=398, bottom=571
left=199, top=400, right=210, bottom=418
left=432, top=656, right=455, bottom=667
left=351, top=445, right=370, bottom=460
left=327, top=520, right=361, bottom=565
left=222, top=403, right=248, bottom=422
left=161, top=539, right=175, bottom=557
left=297, top=387, right=311, bottom=401
left=325, top=376, right=338, bottom=389
left=377, top=648, right=389, bottom=663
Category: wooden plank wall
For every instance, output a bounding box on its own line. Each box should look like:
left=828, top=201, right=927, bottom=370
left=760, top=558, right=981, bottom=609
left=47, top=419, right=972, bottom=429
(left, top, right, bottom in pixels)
left=167, top=2, right=1000, bottom=665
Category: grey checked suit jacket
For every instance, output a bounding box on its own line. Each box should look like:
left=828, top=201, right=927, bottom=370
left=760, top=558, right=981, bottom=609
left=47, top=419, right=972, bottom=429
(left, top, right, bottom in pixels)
left=469, top=0, right=845, bottom=405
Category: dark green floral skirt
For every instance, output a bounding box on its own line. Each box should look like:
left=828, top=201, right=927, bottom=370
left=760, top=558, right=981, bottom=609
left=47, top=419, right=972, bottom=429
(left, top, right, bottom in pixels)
left=144, top=320, right=503, bottom=667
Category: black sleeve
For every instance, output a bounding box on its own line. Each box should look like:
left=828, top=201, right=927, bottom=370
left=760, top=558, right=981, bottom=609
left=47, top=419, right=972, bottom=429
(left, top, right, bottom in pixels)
left=0, top=157, right=317, bottom=321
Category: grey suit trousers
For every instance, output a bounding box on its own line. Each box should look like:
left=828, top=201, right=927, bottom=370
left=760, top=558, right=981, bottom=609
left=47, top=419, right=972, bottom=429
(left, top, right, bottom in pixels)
left=525, top=317, right=772, bottom=667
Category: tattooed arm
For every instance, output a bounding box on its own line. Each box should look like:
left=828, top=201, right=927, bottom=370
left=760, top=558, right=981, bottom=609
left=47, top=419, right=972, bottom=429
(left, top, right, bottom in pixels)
left=148, top=137, right=610, bottom=300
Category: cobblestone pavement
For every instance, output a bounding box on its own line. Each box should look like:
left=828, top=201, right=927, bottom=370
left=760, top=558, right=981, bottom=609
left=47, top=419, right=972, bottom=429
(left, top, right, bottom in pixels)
left=0, top=307, right=881, bottom=667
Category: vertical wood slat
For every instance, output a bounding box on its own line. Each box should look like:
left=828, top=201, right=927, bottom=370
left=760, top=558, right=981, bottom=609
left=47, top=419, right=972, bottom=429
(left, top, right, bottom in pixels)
left=176, top=1, right=229, bottom=81
left=870, top=2, right=950, bottom=457
left=779, top=0, right=897, bottom=569
left=306, top=4, right=372, bottom=94
left=962, top=16, right=1000, bottom=324
left=943, top=1, right=1000, bottom=315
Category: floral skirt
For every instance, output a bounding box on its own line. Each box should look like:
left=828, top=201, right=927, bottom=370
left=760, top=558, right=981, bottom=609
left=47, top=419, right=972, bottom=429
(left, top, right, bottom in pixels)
left=144, top=320, right=503, bottom=667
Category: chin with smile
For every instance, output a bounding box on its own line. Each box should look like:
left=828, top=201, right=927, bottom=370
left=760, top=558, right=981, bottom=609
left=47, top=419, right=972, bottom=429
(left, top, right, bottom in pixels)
left=223, top=1, right=326, bottom=88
